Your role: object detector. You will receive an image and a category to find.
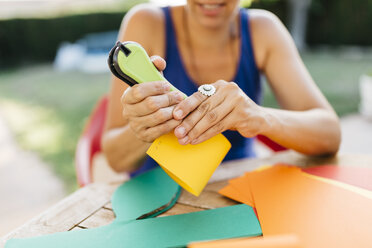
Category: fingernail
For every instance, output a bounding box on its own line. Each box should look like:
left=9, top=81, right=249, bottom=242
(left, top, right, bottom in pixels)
left=175, top=109, right=183, bottom=119
left=191, top=139, right=198, bottom=145
left=179, top=136, right=189, bottom=145
left=176, top=126, right=185, bottom=137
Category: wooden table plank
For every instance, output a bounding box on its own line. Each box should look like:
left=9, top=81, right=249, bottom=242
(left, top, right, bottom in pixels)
left=79, top=208, right=115, bottom=229
left=1, top=183, right=117, bottom=244
left=203, top=181, right=229, bottom=193
left=178, top=190, right=237, bottom=209
left=158, top=203, right=206, bottom=217
left=103, top=202, right=113, bottom=210
left=70, top=226, right=86, bottom=231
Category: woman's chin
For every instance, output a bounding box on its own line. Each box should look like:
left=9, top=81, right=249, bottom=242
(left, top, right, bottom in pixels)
left=196, top=2, right=226, bottom=17
left=189, top=2, right=236, bottom=29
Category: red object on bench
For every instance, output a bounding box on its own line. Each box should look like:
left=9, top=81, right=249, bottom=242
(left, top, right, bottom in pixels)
left=75, top=96, right=108, bottom=187
left=256, top=135, right=287, bottom=152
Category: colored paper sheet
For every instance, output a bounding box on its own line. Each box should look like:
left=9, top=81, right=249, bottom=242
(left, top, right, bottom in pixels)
left=229, top=176, right=255, bottom=207
left=248, top=165, right=372, bottom=248
left=147, top=132, right=231, bottom=196
left=219, top=164, right=276, bottom=208
left=189, top=234, right=303, bottom=248
left=6, top=204, right=262, bottom=248
left=219, top=178, right=254, bottom=207
left=218, top=183, right=248, bottom=204
left=220, top=164, right=372, bottom=209
left=111, top=167, right=181, bottom=222
left=303, top=165, right=372, bottom=191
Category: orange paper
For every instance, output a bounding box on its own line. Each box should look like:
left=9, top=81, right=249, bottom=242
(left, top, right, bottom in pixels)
left=188, top=234, right=302, bottom=248
left=218, top=184, right=247, bottom=204
left=225, top=176, right=255, bottom=207
left=219, top=165, right=273, bottom=208
left=248, top=165, right=372, bottom=248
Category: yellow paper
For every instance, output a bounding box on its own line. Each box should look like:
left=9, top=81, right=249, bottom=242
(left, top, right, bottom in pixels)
left=147, top=132, right=231, bottom=196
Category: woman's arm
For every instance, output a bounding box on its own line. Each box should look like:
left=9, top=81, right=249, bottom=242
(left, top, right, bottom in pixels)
left=172, top=10, right=341, bottom=156
left=250, top=9, right=340, bottom=155
left=101, top=4, right=172, bottom=173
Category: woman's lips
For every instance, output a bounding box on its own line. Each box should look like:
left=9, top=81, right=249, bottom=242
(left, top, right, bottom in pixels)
left=197, top=3, right=225, bottom=17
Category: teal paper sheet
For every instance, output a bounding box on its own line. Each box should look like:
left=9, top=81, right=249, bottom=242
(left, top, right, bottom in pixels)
left=6, top=168, right=262, bottom=248
left=112, top=168, right=180, bottom=221
left=6, top=205, right=261, bottom=248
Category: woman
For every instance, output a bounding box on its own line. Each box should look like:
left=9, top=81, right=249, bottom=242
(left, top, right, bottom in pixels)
left=102, top=1, right=341, bottom=174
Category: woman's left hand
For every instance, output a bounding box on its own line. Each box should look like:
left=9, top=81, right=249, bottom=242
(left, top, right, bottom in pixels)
left=173, top=80, right=270, bottom=145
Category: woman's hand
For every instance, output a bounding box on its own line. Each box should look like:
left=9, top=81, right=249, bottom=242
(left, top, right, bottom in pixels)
left=173, top=80, right=270, bottom=145
left=120, top=56, right=184, bottom=143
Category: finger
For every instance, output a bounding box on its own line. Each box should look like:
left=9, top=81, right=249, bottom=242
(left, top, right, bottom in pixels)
left=143, top=119, right=181, bottom=142
left=137, top=106, right=176, bottom=129
left=150, top=55, right=166, bottom=72
left=187, top=102, right=233, bottom=142
left=126, top=91, right=184, bottom=116
left=173, top=91, right=207, bottom=120
left=123, top=81, right=171, bottom=104
left=189, top=113, right=233, bottom=145
left=174, top=93, right=225, bottom=140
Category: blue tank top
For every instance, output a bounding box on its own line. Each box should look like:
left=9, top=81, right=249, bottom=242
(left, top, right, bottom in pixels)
left=132, top=7, right=262, bottom=176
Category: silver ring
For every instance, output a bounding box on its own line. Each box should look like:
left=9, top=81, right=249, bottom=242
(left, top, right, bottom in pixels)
left=198, top=84, right=216, bottom=97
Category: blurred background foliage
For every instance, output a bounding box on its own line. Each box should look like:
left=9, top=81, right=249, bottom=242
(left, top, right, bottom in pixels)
left=0, top=12, right=125, bottom=66
left=1, top=0, right=371, bottom=67
left=0, top=0, right=371, bottom=191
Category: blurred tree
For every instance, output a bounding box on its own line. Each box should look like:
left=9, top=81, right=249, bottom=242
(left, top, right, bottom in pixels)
left=240, top=0, right=253, bottom=8
left=288, top=0, right=311, bottom=50
left=248, top=0, right=311, bottom=50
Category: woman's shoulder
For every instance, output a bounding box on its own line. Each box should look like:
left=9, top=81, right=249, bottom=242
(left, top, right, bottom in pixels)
left=125, top=3, right=164, bottom=24
left=246, top=9, right=283, bottom=35
left=243, top=8, right=290, bottom=70
left=120, top=4, right=166, bottom=55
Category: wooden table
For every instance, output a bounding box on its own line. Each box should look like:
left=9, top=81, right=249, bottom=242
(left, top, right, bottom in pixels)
left=2, top=150, right=372, bottom=247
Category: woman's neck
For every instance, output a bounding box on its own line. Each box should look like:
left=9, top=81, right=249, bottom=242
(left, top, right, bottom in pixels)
left=183, top=6, right=239, bottom=49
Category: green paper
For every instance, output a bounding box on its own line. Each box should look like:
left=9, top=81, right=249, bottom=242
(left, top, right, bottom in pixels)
left=6, top=168, right=261, bottom=247
left=112, top=168, right=180, bottom=222
left=6, top=205, right=262, bottom=248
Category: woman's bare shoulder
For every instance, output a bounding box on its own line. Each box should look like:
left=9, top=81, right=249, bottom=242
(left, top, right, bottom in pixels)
left=247, top=9, right=283, bottom=31
left=125, top=3, right=164, bottom=25
left=245, top=9, right=291, bottom=69
left=119, top=4, right=166, bottom=55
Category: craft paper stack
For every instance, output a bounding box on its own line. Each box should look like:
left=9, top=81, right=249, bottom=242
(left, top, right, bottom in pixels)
left=215, top=164, right=372, bottom=248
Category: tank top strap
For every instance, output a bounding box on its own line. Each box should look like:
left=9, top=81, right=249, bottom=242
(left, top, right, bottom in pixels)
left=162, top=7, right=182, bottom=67
left=240, top=9, right=250, bottom=49
left=239, top=8, right=258, bottom=72
left=162, top=6, right=174, bottom=59
left=161, top=6, right=190, bottom=93
left=238, top=8, right=262, bottom=104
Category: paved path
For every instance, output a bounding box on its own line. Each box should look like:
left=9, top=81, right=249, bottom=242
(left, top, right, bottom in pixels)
left=339, top=114, right=372, bottom=154
left=0, top=111, right=66, bottom=237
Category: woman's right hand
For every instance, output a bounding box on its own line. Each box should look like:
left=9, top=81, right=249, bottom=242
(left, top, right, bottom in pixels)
left=120, top=56, right=184, bottom=143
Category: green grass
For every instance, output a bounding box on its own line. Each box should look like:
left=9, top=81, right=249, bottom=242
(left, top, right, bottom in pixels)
left=0, top=49, right=371, bottom=190
left=262, top=49, right=372, bottom=115
left=0, top=65, right=110, bottom=192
